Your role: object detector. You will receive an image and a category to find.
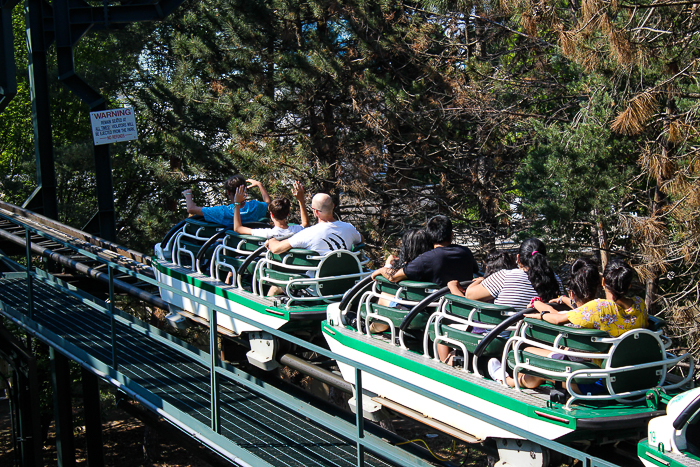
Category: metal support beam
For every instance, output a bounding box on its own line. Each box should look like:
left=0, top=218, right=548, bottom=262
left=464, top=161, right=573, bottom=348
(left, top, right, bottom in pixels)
left=0, top=322, right=42, bottom=467
left=24, top=0, right=58, bottom=220
left=53, top=0, right=116, bottom=241
left=0, top=0, right=21, bottom=112
left=6, top=0, right=189, bottom=238
left=50, top=347, right=76, bottom=467
left=82, top=367, right=104, bottom=467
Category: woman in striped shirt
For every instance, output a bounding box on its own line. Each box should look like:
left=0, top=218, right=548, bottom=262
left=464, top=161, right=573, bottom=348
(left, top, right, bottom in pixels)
left=439, top=238, right=561, bottom=365
left=465, top=237, right=561, bottom=307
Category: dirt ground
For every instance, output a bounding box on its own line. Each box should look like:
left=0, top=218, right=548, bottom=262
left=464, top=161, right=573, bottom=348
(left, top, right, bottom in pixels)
left=0, top=392, right=488, bottom=467
left=0, top=400, right=214, bottom=467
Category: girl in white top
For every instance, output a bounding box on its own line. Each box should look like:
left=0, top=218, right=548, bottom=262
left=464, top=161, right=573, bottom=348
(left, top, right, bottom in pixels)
left=233, top=181, right=310, bottom=239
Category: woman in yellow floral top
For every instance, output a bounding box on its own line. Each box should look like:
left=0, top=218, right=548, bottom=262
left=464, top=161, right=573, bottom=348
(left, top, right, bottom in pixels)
left=566, top=295, right=646, bottom=337
left=488, top=258, right=647, bottom=394
left=532, top=258, right=647, bottom=333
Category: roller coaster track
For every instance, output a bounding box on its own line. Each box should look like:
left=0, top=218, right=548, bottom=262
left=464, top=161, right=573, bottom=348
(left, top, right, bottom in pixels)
left=0, top=200, right=447, bottom=467
left=0, top=200, right=166, bottom=309
left=0, top=201, right=356, bottom=391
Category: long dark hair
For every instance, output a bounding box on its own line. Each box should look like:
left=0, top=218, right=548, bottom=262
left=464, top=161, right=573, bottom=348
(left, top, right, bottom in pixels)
left=518, top=238, right=559, bottom=301
left=569, top=258, right=600, bottom=303
left=484, top=250, right=516, bottom=278
left=603, top=258, right=635, bottom=301
left=389, top=229, right=432, bottom=277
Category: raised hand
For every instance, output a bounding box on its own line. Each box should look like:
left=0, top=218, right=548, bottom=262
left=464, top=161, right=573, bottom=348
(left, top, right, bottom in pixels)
left=234, top=185, right=247, bottom=204
left=292, top=181, right=305, bottom=200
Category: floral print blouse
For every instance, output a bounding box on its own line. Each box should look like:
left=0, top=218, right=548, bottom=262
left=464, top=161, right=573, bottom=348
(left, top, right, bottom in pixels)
left=567, top=296, right=648, bottom=337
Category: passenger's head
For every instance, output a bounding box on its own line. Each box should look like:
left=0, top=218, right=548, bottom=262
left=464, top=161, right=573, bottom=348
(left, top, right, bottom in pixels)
left=311, top=193, right=335, bottom=220
left=269, top=198, right=291, bottom=220
left=517, top=238, right=559, bottom=301
left=484, top=250, right=516, bottom=278
left=400, top=229, right=432, bottom=263
left=603, top=258, right=636, bottom=301
left=225, top=175, right=247, bottom=196
left=569, top=258, right=600, bottom=303
left=426, top=215, right=452, bottom=245
left=389, top=229, right=432, bottom=276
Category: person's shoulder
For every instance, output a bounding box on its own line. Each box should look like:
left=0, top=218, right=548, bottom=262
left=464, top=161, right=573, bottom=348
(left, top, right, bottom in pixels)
left=577, top=299, right=599, bottom=311
left=248, top=199, right=267, bottom=210
left=408, top=248, right=435, bottom=265
left=502, top=268, right=525, bottom=279
left=625, top=296, right=646, bottom=313
left=449, top=244, right=473, bottom=254
left=249, top=227, right=274, bottom=238
left=593, top=298, right=617, bottom=310
left=482, top=268, right=517, bottom=286
left=334, top=219, right=359, bottom=230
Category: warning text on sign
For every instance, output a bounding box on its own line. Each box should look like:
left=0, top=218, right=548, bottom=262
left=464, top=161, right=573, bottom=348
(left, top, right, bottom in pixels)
left=89, top=108, right=138, bottom=146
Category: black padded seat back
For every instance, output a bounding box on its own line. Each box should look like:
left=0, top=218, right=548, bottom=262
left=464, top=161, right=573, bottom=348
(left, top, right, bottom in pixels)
left=647, top=315, right=666, bottom=332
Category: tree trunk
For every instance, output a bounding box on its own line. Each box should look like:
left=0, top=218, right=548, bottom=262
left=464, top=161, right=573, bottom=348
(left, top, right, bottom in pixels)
left=596, top=219, right=609, bottom=271
left=646, top=96, right=676, bottom=314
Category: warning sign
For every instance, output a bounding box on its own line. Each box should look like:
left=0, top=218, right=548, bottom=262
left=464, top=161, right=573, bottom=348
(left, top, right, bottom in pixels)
left=89, top=107, right=138, bottom=146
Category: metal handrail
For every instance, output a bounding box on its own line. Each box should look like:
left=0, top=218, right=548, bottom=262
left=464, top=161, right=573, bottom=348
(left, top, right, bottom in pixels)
left=0, top=210, right=624, bottom=467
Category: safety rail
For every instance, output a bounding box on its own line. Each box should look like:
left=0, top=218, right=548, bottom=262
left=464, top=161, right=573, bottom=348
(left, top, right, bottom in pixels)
left=504, top=319, right=694, bottom=410
left=0, top=210, right=624, bottom=467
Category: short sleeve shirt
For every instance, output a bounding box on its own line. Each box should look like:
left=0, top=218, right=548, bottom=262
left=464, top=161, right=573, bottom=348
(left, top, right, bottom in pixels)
left=249, top=224, right=304, bottom=240
left=403, top=244, right=478, bottom=287
left=481, top=268, right=563, bottom=309
left=201, top=200, right=268, bottom=227
left=287, top=220, right=361, bottom=255
left=567, top=297, right=647, bottom=337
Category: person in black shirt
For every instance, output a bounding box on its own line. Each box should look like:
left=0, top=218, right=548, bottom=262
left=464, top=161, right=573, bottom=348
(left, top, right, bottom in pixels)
left=372, top=215, right=479, bottom=287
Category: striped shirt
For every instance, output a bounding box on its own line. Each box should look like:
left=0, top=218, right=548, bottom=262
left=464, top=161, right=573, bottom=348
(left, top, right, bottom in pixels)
left=481, top=268, right=563, bottom=309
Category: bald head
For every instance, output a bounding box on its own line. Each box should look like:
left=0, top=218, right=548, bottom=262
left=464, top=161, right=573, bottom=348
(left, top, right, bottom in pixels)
left=311, top=193, right=335, bottom=221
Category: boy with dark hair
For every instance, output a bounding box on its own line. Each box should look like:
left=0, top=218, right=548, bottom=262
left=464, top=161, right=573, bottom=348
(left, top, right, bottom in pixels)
left=426, top=214, right=452, bottom=244
left=233, top=181, right=310, bottom=239
left=182, top=175, right=271, bottom=226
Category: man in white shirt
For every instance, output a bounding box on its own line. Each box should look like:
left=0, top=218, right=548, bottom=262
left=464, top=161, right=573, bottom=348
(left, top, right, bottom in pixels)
left=266, top=193, right=362, bottom=255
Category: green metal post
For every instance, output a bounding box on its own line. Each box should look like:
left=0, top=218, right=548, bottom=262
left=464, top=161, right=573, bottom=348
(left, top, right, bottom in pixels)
left=0, top=0, right=20, bottom=113
left=108, top=265, right=117, bottom=370
left=355, top=368, right=365, bottom=467
left=209, top=308, right=220, bottom=433
left=1, top=323, right=42, bottom=467
left=25, top=227, right=33, bottom=320
left=50, top=347, right=76, bottom=467
left=81, top=367, right=104, bottom=467
left=24, top=0, right=58, bottom=219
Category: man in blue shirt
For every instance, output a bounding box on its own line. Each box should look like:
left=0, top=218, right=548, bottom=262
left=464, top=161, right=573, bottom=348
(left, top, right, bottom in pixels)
left=182, top=175, right=270, bottom=226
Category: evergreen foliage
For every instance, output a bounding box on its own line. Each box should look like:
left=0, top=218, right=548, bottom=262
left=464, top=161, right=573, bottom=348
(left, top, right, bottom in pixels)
left=3, top=0, right=700, bottom=361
